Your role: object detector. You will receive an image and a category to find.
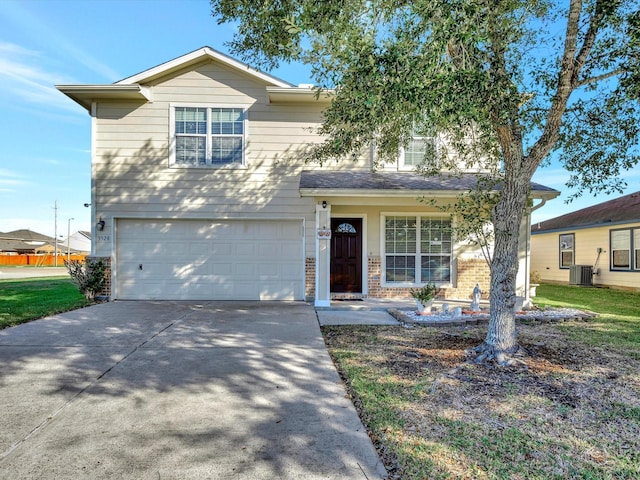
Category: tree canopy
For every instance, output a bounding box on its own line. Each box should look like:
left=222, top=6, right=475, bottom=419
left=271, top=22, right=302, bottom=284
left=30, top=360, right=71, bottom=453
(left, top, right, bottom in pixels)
left=211, top=0, right=639, bottom=363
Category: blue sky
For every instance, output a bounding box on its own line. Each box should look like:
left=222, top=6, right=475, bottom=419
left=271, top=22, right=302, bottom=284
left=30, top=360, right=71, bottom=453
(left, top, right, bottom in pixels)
left=0, top=0, right=636, bottom=238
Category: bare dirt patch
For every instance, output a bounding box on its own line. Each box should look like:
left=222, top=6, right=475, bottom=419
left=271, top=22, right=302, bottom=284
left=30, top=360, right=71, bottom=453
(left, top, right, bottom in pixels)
left=323, top=322, right=640, bottom=479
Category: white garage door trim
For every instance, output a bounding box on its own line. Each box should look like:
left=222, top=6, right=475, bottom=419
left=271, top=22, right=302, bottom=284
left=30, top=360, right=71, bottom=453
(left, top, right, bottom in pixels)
left=115, top=218, right=305, bottom=300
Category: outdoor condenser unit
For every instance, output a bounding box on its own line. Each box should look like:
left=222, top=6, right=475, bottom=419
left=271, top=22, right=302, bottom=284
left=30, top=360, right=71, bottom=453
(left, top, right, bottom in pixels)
left=569, top=265, right=593, bottom=286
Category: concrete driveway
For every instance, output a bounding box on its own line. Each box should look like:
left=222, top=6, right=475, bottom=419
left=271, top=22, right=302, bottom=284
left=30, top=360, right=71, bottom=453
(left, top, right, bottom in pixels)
left=0, top=301, right=386, bottom=479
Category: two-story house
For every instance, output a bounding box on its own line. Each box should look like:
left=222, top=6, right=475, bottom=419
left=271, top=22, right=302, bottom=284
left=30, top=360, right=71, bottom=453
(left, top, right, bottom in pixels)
left=57, top=47, right=558, bottom=306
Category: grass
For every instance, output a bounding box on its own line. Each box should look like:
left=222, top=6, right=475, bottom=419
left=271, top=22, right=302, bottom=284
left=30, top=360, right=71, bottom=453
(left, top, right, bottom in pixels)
left=0, top=277, right=89, bottom=329
left=323, top=284, right=640, bottom=479
left=535, top=284, right=640, bottom=356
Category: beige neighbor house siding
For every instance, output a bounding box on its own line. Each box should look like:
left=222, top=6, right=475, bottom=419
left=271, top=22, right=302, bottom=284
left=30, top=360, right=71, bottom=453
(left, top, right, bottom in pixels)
left=91, top=60, right=370, bottom=260
left=531, top=222, right=640, bottom=291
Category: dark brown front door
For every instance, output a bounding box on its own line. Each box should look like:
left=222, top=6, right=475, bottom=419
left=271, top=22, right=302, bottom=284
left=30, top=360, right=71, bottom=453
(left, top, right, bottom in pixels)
left=330, top=218, right=362, bottom=293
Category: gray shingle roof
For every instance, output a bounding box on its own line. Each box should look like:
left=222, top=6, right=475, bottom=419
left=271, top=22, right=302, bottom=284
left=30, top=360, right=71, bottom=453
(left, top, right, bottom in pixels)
left=532, top=191, right=640, bottom=233
left=299, top=170, right=558, bottom=195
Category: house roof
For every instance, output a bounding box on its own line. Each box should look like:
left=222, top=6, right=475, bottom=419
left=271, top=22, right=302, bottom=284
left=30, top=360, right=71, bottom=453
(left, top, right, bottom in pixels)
left=299, top=171, right=560, bottom=199
left=1, top=229, right=55, bottom=242
left=0, top=229, right=57, bottom=253
left=57, top=46, right=321, bottom=112
left=532, top=190, right=640, bottom=233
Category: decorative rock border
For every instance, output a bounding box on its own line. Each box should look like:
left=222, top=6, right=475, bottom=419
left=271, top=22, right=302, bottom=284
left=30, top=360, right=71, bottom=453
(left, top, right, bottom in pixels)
left=388, top=307, right=598, bottom=326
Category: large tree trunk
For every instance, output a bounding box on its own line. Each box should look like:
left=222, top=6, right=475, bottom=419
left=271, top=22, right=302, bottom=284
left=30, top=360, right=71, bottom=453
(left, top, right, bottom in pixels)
left=470, top=167, right=531, bottom=365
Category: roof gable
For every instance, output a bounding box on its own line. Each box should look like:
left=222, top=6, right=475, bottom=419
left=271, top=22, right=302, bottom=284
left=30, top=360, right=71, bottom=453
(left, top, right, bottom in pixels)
left=115, top=46, right=293, bottom=88
left=533, top=191, right=640, bottom=232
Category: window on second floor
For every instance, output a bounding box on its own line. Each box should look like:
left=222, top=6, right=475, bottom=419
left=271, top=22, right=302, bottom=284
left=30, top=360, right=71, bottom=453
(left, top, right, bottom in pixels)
left=171, top=106, right=247, bottom=167
left=399, top=131, right=437, bottom=170
left=610, top=228, right=640, bottom=271
left=559, top=233, right=574, bottom=269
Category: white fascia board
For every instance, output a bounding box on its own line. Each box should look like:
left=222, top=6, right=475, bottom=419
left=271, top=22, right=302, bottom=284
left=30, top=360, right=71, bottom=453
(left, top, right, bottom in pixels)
left=266, top=86, right=335, bottom=104
left=299, top=188, right=461, bottom=197
left=56, top=84, right=151, bottom=112
left=116, top=46, right=293, bottom=88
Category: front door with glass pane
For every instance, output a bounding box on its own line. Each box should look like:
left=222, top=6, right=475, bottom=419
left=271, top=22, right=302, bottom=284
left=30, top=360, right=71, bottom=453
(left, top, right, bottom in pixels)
left=330, top=218, right=363, bottom=293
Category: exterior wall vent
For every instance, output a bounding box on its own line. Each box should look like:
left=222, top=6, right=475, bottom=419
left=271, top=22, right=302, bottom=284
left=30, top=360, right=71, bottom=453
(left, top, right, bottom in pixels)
left=569, top=265, right=593, bottom=286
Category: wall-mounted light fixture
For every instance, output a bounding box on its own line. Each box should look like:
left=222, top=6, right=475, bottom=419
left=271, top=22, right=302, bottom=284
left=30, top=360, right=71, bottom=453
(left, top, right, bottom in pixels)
left=96, top=217, right=105, bottom=231
left=322, top=200, right=327, bottom=209
left=84, top=203, right=91, bottom=208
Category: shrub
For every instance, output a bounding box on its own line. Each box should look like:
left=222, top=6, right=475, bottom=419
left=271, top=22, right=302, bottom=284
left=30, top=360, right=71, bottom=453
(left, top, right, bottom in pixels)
left=410, top=283, right=438, bottom=303
left=65, top=259, right=107, bottom=301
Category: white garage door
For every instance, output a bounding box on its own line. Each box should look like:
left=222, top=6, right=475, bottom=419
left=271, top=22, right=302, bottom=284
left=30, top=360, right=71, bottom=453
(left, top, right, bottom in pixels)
left=115, top=219, right=304, bottom=300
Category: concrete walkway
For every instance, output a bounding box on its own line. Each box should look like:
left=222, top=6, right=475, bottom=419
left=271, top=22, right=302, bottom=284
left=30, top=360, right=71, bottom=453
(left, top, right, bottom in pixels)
left=0, top=301, right=386, bottom=479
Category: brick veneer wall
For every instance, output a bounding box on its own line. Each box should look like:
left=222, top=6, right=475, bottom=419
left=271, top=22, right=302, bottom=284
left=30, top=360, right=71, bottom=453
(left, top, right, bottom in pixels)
left=366, top=257, right=437, bottom=299
left=368, top=256, right=490, bottom=300
left=87, top=256, right=111, bottom=300
left=305, top=256, right=490, bottom=301
left=305, top=257, right=315, bottom=301
left=447, top=258, right=491, bottom=300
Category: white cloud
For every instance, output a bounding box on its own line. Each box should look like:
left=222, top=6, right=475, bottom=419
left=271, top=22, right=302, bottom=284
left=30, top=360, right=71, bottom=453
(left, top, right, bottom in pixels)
left=0, top=170, right=29, bottom=196
left=0, top=2, right=121, bottom=81
left=0, top=42, right=82, bottom=114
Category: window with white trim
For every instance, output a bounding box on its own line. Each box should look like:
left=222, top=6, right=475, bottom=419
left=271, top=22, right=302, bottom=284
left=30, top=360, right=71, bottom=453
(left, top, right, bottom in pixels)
left=172, top=106, right=246, bottom=167
left=384, top=215, right=452, bottom=283
left=610, top=228, right=640, bottom=271
left=399, top=131, right=437, bottom=170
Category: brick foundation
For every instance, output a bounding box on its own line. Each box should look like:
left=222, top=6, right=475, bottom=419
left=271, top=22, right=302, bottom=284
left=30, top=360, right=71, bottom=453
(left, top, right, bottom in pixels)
left=447, top=258, right=491, bottom=300
left=87, top=256, right=111, bottom=300
left=330, top=257, right=490, bottom=299
left=305, top=257, right=315, bottom=301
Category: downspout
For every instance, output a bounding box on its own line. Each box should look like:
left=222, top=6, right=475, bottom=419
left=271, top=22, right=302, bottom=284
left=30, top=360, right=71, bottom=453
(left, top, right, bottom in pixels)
left=525, top=198, right=548, bottom=306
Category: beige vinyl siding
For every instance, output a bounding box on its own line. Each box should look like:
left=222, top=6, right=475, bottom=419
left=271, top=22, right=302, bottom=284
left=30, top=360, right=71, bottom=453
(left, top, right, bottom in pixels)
left=92, top=60, right=340, bottom=258
left=531, top=222, right=640, bottom=290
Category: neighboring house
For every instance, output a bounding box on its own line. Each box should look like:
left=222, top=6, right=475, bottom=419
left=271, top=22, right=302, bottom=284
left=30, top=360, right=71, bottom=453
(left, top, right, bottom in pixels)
left=531, top=191, right=640, bottom=291
left=0, top=229, right=57, bottom=254
left=57, top=47, right=558, bottom=305
left=59, top=231, right=92, bottom=255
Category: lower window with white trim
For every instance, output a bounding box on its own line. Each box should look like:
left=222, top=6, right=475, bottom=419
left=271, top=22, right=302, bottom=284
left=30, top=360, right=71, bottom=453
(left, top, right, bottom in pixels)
left=384, top=215, right=452, bottom=284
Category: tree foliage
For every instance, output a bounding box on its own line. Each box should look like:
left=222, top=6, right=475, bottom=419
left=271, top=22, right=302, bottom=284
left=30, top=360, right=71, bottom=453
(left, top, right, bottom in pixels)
left=211, top=0, right=639, bottom=363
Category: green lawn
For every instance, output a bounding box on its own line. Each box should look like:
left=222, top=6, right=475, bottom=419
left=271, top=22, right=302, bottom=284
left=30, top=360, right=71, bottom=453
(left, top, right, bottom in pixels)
left=0, top=277, right=89, bottom=329
left=535, top=284, right=640, bottom=355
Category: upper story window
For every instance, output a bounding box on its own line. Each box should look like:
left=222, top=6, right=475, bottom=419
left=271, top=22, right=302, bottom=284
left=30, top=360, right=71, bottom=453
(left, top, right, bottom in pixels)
left=399, top=130, right=437, bottom=170
left=610, top=227, right=640, bottom=271
left=171, top=105, right=247, bottom=167
left=559, top=233, right=574, bottom=269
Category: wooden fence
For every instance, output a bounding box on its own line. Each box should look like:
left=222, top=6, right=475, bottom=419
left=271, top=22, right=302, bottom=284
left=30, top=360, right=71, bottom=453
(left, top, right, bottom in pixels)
left=0, top=254, right=87, bottom=266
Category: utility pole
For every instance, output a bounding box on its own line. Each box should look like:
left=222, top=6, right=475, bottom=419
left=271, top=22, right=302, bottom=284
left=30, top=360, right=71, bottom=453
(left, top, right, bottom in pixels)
left=53, top=200, right=58, bottom=267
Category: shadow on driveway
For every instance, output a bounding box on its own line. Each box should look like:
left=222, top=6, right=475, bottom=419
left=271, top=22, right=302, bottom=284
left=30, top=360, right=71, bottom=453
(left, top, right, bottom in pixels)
left=0, top=301, right=386, bottom=479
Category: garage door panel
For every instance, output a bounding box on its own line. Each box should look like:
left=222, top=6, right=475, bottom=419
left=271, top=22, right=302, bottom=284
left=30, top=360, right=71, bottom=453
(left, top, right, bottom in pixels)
left=116, top=219, right=303, bottom=300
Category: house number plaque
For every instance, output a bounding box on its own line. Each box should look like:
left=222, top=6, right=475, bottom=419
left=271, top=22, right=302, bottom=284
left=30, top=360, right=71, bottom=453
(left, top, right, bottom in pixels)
left=316, top=229, right=331, bottom=239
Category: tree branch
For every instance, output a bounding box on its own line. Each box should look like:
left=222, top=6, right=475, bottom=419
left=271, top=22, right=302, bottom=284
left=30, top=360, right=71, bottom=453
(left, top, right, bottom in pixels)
left=524, top=0, right=609, bottom=176
left=577, top=68, right=623, bottom=87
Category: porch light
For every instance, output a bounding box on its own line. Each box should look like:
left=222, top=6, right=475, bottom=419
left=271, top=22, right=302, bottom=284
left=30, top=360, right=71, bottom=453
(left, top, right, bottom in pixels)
left=96, top=217, right=105, bottom=231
